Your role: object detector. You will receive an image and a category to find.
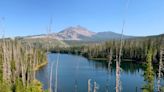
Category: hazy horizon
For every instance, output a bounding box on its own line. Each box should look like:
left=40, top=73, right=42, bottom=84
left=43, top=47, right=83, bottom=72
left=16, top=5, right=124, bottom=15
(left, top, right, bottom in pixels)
left=2, top=25, right=163, bottom=38
left=0, top=0, right=164, bottom=37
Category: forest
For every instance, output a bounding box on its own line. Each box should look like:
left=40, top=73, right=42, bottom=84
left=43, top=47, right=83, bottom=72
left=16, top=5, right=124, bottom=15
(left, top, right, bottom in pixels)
left=0, top=39, right=47, bottom=92
left=0, top=34, right=163, bottom=92
left=51, top=34, right=164, bottom=64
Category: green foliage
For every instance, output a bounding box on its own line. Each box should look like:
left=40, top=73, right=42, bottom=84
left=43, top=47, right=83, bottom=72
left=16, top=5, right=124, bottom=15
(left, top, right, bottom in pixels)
left=0, top=81, right=12, bottom=92
left=144, top=48, right=154, bottom=82
left=26, top=80, right=43, bottom=92
left=44, top=90, right=49, bottom=92
left=13, top=79, right=44, bottom=92
left=143, top=48, right=154, bottom=92
left=161, top=86, right=164, bottom=92
left=15, top=79, right=26, bottom=92
left=142, top=88, right=149, bottom=92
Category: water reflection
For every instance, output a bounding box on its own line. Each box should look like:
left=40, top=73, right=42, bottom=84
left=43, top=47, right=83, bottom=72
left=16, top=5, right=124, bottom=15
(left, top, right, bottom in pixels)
left=88, top=59, right=144, bottom=75
left=36, top=53, right=163, bottom=92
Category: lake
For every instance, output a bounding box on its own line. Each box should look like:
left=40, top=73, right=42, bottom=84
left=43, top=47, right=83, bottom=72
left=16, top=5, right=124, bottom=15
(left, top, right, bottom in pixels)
left=36, top=53, right=164, bottom=92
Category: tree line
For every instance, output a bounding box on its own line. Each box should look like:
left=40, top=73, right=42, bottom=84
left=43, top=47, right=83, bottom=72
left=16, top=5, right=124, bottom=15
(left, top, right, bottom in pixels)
left=51, top=34, right=164, bottom=64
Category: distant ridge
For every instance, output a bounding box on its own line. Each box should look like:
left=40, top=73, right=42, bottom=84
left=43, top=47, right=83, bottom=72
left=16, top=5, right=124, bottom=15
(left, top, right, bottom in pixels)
left=24, top=25, right=133, bottom=41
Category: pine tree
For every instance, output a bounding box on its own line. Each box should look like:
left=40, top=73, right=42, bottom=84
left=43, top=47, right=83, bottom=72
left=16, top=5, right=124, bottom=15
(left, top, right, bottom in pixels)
left=143, top=48, right=154, bottom=92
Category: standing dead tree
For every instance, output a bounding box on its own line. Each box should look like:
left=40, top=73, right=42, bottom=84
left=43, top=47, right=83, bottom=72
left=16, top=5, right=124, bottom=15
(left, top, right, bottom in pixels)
left=50, top=53, right=60, bottom=92
left=157, top=48, right=164, bottom=92
left=47, top=17, right=53, bottom=92
left=55, top=53, right=60, bottom=92
left=108, top=48, right=113, bottom=70
left=116, top=0, right=130, bottom=92
left=106, top=48, right=113, bottom=92
left=87, top=79, right=99, bottom=92
left=93, top=81, right=99, bottom=92
left=3, top=40, right=12, bottom=84
left=1, top=18, right=12, bottom=84
left=88, top=79, right=92, bottom=92
left=50, top=59, right=55, bottom=92
left=74, top=57, right=79, bottom=92
left=0, top=17, right=47, bottom=91
left=47, top=17, right=53, bottom=53
left=116, top=46, right=120, bottom=92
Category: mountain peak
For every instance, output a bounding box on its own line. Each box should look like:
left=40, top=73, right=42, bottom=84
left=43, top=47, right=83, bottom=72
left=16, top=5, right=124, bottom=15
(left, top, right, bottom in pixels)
left=25, top=26, right=133, bottom=41
left=57, top=25, right=96, bottom=40
left=59, top=25, right=95, bottom=36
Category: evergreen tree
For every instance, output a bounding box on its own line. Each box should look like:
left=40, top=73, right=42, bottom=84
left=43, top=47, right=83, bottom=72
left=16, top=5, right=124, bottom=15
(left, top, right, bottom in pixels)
left=143, top=48, right=154, bottom=92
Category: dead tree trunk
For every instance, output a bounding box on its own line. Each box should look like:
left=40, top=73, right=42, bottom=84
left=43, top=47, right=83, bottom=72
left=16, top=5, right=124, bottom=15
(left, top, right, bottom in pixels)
left=115, top=0, right=130, bottom=92
left=3, top=41, right=12, bottom=84
left=50, top=61, right=54, bottom=92
left=93, top=81, right=98, bottom=92
left=88, top=79, right=91, bottom=92
left=116, top=47, right=120, bottom=92
left=157, top=49, right=163, bottom=92
left=55, top=53, right=60, bottom=92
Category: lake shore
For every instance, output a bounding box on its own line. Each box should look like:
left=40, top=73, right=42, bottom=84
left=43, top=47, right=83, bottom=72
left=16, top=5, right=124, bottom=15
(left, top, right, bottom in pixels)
left=34, top=61, right=48, bottom=71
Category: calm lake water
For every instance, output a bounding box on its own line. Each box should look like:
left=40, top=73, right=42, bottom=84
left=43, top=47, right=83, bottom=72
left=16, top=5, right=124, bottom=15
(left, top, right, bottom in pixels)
left=36, top=53, right=164, bottom=92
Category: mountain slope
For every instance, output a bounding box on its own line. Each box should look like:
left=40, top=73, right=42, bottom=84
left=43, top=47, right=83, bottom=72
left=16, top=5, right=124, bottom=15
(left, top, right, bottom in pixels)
left=90, top=31, right=132, bottom=41
left=21, top=25, right=134, bottom=46
left=54, top=25, right=133, bottom=41
left=54, top=25, right=96, bottom=40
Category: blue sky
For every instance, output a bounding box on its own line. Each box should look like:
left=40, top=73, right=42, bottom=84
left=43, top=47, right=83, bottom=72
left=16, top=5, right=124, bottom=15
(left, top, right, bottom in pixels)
left=0, top=0, right=164, bottom=37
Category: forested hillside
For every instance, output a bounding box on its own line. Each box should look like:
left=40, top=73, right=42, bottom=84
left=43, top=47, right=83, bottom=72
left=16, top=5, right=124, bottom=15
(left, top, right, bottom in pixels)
left=51, top=34, right=164, bottom=63
left=15, top=37, right=68, bottom=49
